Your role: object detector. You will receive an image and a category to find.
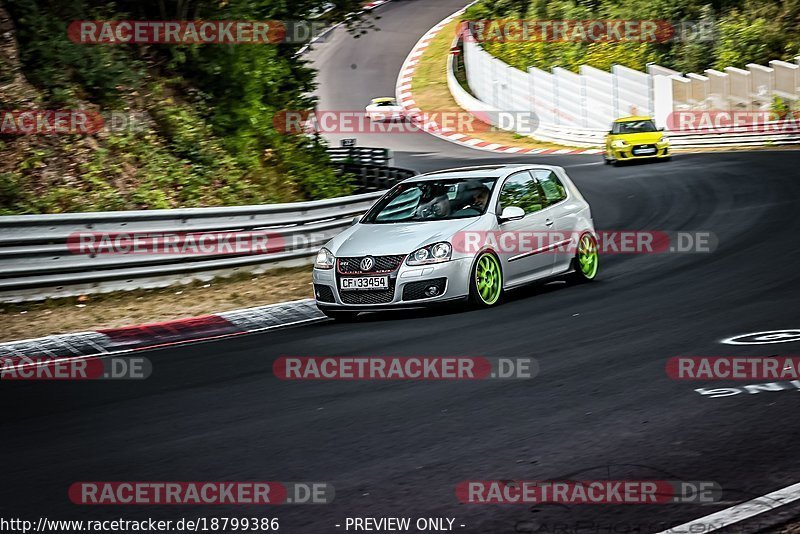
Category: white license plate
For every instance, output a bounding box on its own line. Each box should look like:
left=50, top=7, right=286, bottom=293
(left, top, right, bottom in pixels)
left=340, top=276, right=389, bottom=290
left=634, top=147, right=656, bottom=155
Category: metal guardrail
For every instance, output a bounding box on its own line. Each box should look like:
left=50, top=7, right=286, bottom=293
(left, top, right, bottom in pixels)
left=527, top=122, right=800, bottom=148
left=0, top=157, right=417, bottom=303
left=334, top=163, right=416, bottom=191
left=327, top=146, right=392, bottom=166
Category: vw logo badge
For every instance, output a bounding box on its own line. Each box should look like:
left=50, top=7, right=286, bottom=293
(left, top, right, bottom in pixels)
left=360, top=256, right=375, bottom=271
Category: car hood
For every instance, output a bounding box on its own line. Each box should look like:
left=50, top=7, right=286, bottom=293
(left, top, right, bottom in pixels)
left=326, top=218, right=483, bottom=257
left=366, top=105, right=403, bottom=112
left=613, top=132, right=666, bottom=144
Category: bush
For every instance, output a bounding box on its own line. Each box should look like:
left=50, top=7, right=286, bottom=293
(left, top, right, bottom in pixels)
left=770, top=96, right=794, bottom=121
left=466, top=0, right=800, bottom=74
left=1, top=0, right=368, bottom=214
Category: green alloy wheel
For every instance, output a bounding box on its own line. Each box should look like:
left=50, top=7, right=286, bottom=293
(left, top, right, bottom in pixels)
left=471, top=252, right=503, bottom=306
left=571, top=233, right=599, bottom=282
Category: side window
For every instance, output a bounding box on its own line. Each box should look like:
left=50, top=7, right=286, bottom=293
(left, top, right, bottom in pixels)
left=533, top=170, right=567, bottom=206
left=497, top=171, right=544, bottom=215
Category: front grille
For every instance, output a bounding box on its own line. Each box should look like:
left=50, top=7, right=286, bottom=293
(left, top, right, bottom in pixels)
left=632, top=144, right=657, bottom=156
left=314, top=284, right=335, bottom=303
left=339, top=287, right=396, bottom=304
left=337, top=255, right=406, bottom=274
left=402, top=278, right=447, bottom=301
left=335, top=255, right=402, bottom=304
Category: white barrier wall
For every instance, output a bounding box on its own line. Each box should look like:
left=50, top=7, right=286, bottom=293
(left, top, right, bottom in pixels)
left=771, top=60, right=799, bottom=99
left=461, top=37, right=800, bottom=132
left=581, top=65, right=614, bottom=129
left=463, top=39, right=653, bottom=130
left=530, top=67, right=557, bottom=126
left=554, top=67, right=583, bottom=127
left=687, top=73, right=709, bottom=108
left=613, top=65, right=652, bottom=118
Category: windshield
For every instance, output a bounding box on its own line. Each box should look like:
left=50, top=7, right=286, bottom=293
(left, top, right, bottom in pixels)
left=362, top=177, right=498, bottom=223
left=613, top=120, right=658, bottom=134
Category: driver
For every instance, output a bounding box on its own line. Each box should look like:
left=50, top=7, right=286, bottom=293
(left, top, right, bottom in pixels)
left=472, top=187, right=489, bottom=211
left=457, top=180, right=490, bottom=212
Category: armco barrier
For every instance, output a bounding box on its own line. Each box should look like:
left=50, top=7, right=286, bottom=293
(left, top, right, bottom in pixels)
left=327, top=146, right=392, bottom=167
left=0, top=160, right=415, bottom=303
left=335, top=163, right=416, bottom=191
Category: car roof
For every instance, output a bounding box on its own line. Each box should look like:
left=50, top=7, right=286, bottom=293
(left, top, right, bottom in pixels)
left=408, top=164, right=564, bottom=181
left=614, top=115, right=654, bottom=122
left=371, top=97, right=396, bottom=103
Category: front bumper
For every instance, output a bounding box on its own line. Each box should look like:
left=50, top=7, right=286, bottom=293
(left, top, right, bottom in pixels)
left=368, top=111, right=405, bottom=122
left=608, top=143, right=670, bottom=161
left=313, top=257, right=472, bottom=310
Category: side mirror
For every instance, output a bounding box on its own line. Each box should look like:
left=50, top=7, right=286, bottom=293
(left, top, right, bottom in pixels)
left=351, top=215, right=361, bottom=226
left=499, top=206, right=525, bottom=222
left=658, top=127, right=665, bottom=131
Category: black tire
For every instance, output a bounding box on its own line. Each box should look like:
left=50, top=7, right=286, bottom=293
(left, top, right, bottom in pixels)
left=321, top=310, right=360, bottom=321
left=468, top=251, right=504, bottom=308
left=567, top=233, right=599, bottom=284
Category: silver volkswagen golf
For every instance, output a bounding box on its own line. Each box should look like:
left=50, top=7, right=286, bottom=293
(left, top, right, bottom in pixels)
left=313, top=164, right=598, bottom=320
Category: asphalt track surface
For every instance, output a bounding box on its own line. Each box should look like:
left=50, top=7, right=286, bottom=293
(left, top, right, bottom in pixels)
left=2, top=0, right=800, bottom=531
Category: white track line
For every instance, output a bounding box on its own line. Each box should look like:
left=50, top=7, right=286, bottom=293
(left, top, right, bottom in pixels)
left=655, top=481, right=800, bottom=533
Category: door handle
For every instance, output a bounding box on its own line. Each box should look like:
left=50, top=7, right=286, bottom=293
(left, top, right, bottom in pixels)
left=544, top=219, right=554, bottom=227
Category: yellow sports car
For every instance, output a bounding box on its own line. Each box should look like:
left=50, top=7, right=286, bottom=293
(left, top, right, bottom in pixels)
left=604, top=116, right=670, bottom=166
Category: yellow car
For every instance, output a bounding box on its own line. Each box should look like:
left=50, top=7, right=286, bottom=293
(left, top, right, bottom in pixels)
left=604, top=116, right=670, bottom=166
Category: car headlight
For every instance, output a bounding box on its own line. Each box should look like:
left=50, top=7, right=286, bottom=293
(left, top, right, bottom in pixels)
left=658, top=135, right=669, bottom=144
left=611, top=140, right=629, bottom=148
left=314, top=247, right=334, bottom=269
left=406, top=242, right=452, bottom=266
